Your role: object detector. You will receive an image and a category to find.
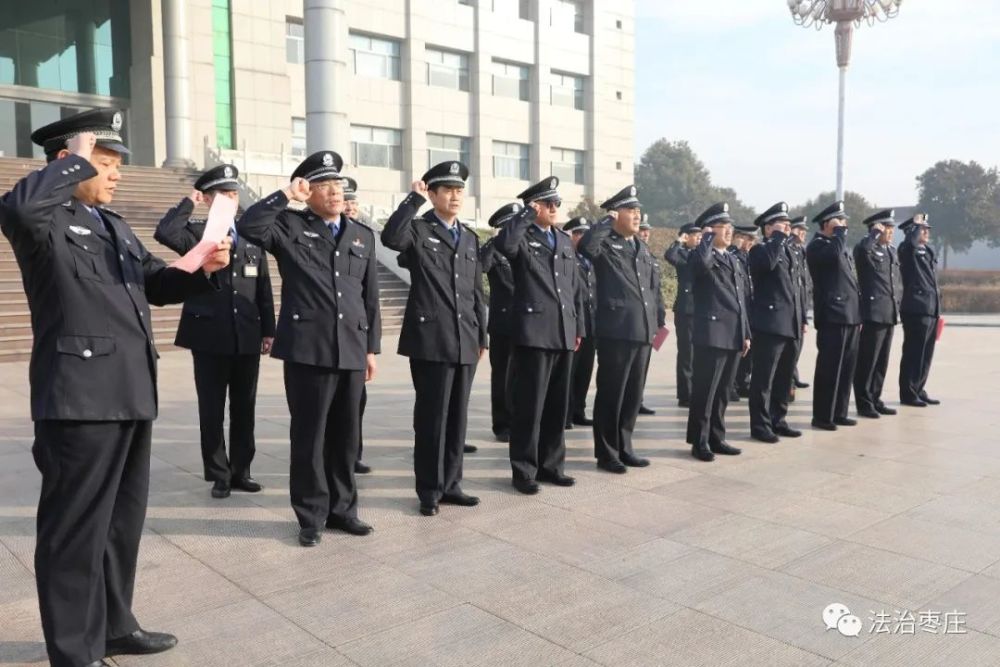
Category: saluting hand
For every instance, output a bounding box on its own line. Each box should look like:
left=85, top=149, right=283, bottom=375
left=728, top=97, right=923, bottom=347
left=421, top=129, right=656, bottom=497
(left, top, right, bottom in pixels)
left=188, top=189, right=204, bottom=206
left=203, top=237, right=232, bottom=273
left=412, top=180, right=429, bottom=197
left=284, top=177, right=311, bottom=203
left=66, top=131, right=96, bottom=160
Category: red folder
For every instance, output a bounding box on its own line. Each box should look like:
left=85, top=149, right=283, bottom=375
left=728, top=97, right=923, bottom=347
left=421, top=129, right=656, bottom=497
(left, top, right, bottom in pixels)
left=652, top=326, right=670, bottom=351
left=936, top=317, right=945, bottom=341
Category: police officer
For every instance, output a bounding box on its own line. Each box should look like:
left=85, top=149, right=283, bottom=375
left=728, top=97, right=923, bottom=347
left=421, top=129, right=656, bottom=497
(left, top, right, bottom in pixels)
left=806, top=200, right=861, bottom=430
left=1, top=110, right=232, bottom=666
left=381, top=161, right=486, bottom=516
left=238, top=151, right=381, bottom=546
left=686, top=203, right=751, bottom=462
left=154, top=164, right=276, bottom=498
left=480, top=203, right=520, bottom=442
left=564, top=216, right=597, bottom=426
left=664, top=223, right=702, bottom=407
left=747, top=202, right=803, bottom=443
left=898, top=214, right=941, bottom=407
left=636, top=216, right=664, bottom=415
left=789, top=216, right=812, bottom=391
left=729, top=226, right=756, bottom=399
left=853, top=209, right=900, bottom=418
left=578, top=185, right=657, bottom=473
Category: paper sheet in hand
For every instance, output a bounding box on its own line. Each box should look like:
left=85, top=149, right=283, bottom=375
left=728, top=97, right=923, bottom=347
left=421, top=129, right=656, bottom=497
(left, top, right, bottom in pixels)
left=170, top=195, right=238, bottom=273
left=652, top=326, right=670, bottom=351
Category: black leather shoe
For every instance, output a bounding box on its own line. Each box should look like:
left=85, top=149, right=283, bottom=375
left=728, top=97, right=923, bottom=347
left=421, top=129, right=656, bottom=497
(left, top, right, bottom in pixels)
left=419, top=503, right=439, bottom=516
left=638, top=405, right=656, bottom=415
left=298, top=527, right=321, bottom=547
left=513, top=478, right=540, bottom=494
left=751, top=431, right=780, bottom=444
left=463, top=443, right=478, bottom=454
left=494, top=430, right=510, bottom=443
left=678, top=400, right=690, bottom=408
left=710, top=442, right=742, bottom=456
left=572, top=413, right=594, bottom=426
left=692, top=445, right=715, bottom=462
left=354, top=461, right=372, bottom=474
left=902, top=398, right=928, bottom=407
left=105, top=629, right=178, bottom=656
left=211, top=480, right=231, bottom=499
left=538, top=471, right=576, bottom=486
left=920, top=394, right=941, bottom=405
left=858, top=408, right=881, bottom=419
left=596, top=459, right=627, bottom=474
left=834, top=417, right=858, bottom=427
left=441, top=492, right=480, bottom=506
left=564, top=421, right=574, bottom=430
left=621, top=453, right=650, bottom=467
left=774, top=425, right=802, bottom=438
left=875, top=404, right=897, bottom=416
left=795, top=380, right=810, bottom=389
left=812, top=420, right=838, bottom=431
left=231, top=476, right=262, bottom=492
left=325, top=515, right=374, bottom=536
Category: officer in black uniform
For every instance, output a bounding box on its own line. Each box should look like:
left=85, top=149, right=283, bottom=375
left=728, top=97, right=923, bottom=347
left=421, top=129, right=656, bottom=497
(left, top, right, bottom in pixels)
left=480, top=203, right=520, bottom=442
left=154, top=164, right=276, bottom=498
left=747, top=202, right=803, bottom=443
left=789, top=216, right=812, bottom=391
left=664, top=222, right=702, bottom=407
left=806, top=200, right=861, bottom=430
left=578, top=185, right=657, bottom=473
left=496, top=177, right=582, bottom=493
left=686, top=203, right=751, bottom=462
left=729, top=226, right=756, bottom=399
left=565, top=216, right=597, bottom=426
left=853, top=209, right=900, bottom=418
left=897, top=214, right=941, bottom=407
left=381, top=161, right=486, bottom=516
left=238, top=150, right=381, bottom=546
left=1, top=109, right=231, bottom=667
left=636, top=217, right=664, bottom=415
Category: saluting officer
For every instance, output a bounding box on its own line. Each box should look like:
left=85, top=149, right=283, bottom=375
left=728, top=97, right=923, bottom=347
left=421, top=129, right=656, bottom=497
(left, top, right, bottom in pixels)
left=155, top=164, right=275, bottom=499
left=480, top=203, right=520, bottom=442
left=636, top=217, right=664, bottom=415
left=564, top=216, right=597, bottom=426
left=806, top=200, right=861, bottom=430
left=1, top=110, right=232, bottom=666
left=686, top=203, right=751, bottom=462
left=578, top=185, right=657, bottom=473
left=381, top=161, right=486, bottom=517
left=747, top=202, right=803, bottom=443
left=853, top=209, right=901, bottom=418
left=238, top=151, right=381, bottom=546
left=729, top=226, right=756, bottom=399
left=789, top=216, right=812, bottom=391
left=496, top=177, right=582, bottom=493
left=664, top=222, right=702, bottom=407
left=897, top=214, right=942, bottom=407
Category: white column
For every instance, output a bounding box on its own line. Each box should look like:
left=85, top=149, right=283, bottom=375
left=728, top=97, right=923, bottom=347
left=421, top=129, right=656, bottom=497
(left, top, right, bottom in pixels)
left=304, top=0, right=350, bottom=153
left=162, top=0, right=193, bottom=167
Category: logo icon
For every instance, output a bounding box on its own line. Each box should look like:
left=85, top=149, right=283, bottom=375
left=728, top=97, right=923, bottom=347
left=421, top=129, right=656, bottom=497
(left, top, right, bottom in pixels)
left=823, top=603, right=861, bottom=637
left=322, top=153, right=333, bottom=167
left=449, top=162, right=460, bottom=175
left=550, top=178, right=557, bottom=189
left=111, top=112, right=123, bottom=132
left=223, top=166, right=233, bottom=178
left=629, top=186, right=637, bottom=196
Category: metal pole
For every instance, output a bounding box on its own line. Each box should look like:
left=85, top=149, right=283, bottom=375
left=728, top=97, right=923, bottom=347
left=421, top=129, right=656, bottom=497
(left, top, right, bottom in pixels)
left=836, top=65, right=847, bottom=200
left=162, top=0, right=194, bottom=168
left=304, top=0, right=350, bottom=153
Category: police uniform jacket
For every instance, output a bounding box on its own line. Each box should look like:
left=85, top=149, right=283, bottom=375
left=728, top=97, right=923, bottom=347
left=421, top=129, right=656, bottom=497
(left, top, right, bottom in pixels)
left=806, top=228, right=861, bottom=327
left=690, top=234, right=751, bottom=350
left=578, top=218, right=658, bottom=344
left=791, top=242, right=812, bottom=321
left=381, top=193, right=487, bottom=365
left=155, top=197, right=276, bottom=355
left=495, top=209, right=583, bottom=350
left=898, top=236, right=940, bottom=318
left=854, top=227, right=900, bottom=325
left=479, top=237, right=515, bottom=338
left=236, top=191, right=381, bottom=371
left=0, top=154, right=216, bottom=421
left=748, top=231, right=803, bottom=339
left=664, top=242, right=695, bottom=315
left=575, top=254, right=597, bottom=337
left=729, top=246, right=753, bottom=305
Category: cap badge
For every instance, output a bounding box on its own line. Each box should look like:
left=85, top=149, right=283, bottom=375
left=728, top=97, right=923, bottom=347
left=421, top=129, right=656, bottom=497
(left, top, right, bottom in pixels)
left=512, top=203, right=521, bottom=212
left=111, top=112, right=123, bottom=132
left=322, top=153, right=333, bottom=167
left=550, top=178, right=557, bottom=189
left=449, top=162, right=460, bottom=175
left=629, top=186, right=637, bottom=196
left=722, top=203, right=730, bottom=212
left=223, top=166, right=233, bottom=178
left=781, top=203, right=788, bottom=212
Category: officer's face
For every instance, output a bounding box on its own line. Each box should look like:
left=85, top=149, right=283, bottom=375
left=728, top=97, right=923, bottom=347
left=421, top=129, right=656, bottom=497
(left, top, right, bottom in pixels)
left=638, top=228, right=651, bottom=243
left=684, top=231, right=702, bottom=248
left=204, top=189, right=239, bottom=208
left=534, top=200, right=560, bottom=226
left=918, top=227, right=930, bottom=244
left=792, top=227, right=806, bottom=244
left=614, top=206, right=641, bottom=236
left=307, top=179, right=345, bottom=219
left=712, top=223, right=732, bottom=248
left=428, top=185, right=464, bottom=217
left=879, top=226, right=894, bottom=245
left=72, top=145, right=122, bottom=205
left=345, top=200, right=359, bottom=218
left=767, top=221, right=790, bottom=238
left=570, top=230, right=585, bottom=249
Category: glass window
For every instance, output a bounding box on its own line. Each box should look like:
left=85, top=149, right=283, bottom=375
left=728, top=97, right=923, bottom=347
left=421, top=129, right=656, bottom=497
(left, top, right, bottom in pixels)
left=551, top=0, right=584, bottom=32
left=291, top=117, right=306, bottom=157
left=212, top=0, right=234, bottom=149
left=285, top=19, right=304, bottom=64
left=551, top=147, right=584, bottom=185
left=492, top=60, right=530, bottom=101
left=349, top=33, right=401, bottom=80
left=426, top=47, right=470, bottom=92
left=551, top=72, right=584, bottom=110
left=427, top=133, right=470, bottom=168
left=493, top=141, right=529, bottom=180
left=351, top=125, right=403, bottom=169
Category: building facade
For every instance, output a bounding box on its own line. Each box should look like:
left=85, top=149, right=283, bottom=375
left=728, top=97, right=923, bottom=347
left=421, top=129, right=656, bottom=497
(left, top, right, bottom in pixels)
left=0, top=0, right=635, bottom=221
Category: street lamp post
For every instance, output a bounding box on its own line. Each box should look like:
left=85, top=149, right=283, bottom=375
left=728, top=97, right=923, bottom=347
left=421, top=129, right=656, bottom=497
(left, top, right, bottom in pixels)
left=787, top=0, right=902, bottom=200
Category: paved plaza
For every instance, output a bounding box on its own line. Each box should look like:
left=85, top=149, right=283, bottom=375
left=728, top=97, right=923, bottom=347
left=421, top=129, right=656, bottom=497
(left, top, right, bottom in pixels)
left=2, top=325, right=1000, bottom=666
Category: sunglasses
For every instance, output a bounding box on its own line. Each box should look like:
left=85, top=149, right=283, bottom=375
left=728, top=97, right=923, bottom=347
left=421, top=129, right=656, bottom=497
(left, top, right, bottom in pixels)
left=539, top=200, right=561, bottom=210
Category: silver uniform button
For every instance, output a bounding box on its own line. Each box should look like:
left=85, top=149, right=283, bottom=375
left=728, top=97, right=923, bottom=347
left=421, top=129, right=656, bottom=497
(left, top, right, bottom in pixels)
left=419, top=316, right=425, bottom=322
left=293, top=314, right=300, bottom=320
left=82, top=349, right=93, bottom=358
left=335, top=271, right=339, bottom=276
left=338, top=314, right=343, bottom=319
left=336, top=251, right=340, bottom=256
left=233, top=308, right=237, bottom=313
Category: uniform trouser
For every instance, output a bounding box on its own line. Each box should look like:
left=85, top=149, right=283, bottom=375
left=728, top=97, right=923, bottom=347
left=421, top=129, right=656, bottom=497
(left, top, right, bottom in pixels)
left=813, top=324, right=860, bottom=424
left=358, top=386, right=367, bottom=461
left=489, top=334, right=512, bottom=435
left=854, top=322, right=894, bottom=412
left=793, top=329, right=805, bottom=385
left=410, top=359, right=475, bottom=505
left=749, top=333, right=798, bottom=436
left=674, top=312, right=694, bottom=403
left=507, top=346, right=572, bottom=481
left=593, top=339, right=650, bottom=464
left=687, top=346, right=740, bottom=447
left=900, top=315, right=938, bottom=402
left=192, top=351, right=260, bottom=483
left=569, top=335, right=596, bottom=419
left=734, top=345, right=752, bottom=394
left=33, top=420, right=149, bottom=667
left=283, top=362, right=362, bottom=529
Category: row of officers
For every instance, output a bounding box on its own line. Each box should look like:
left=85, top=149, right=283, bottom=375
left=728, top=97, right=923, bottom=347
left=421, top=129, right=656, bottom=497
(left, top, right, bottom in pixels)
left=0, top=108, right=942, bottom=667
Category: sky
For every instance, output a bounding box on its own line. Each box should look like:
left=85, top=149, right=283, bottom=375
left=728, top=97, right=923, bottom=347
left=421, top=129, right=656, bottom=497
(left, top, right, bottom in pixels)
left=633, top=0, right=1000, bottom=211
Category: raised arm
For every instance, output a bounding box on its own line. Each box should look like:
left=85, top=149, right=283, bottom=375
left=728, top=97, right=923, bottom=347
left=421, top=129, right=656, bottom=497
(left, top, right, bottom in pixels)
left=664, top=241, right=690, bottom=268
left=153, top=192, right=202, bottom=255
left=748, top=230, right=787, bottom=275
left=236, top=177, right=310, bottom=253
left=690, top=229, right=718, bottom=276
left=578, top=213, right=615, bottom=262
left=494, top=205, right=537, bottom=258
left=381, top=180, right=428, bottom=251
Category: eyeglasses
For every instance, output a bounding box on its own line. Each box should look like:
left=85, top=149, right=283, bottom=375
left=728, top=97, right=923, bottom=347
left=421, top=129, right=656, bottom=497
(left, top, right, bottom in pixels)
left=540, top=200, right=561, bottom=210
left=311, top=181, right=342, bottom=193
